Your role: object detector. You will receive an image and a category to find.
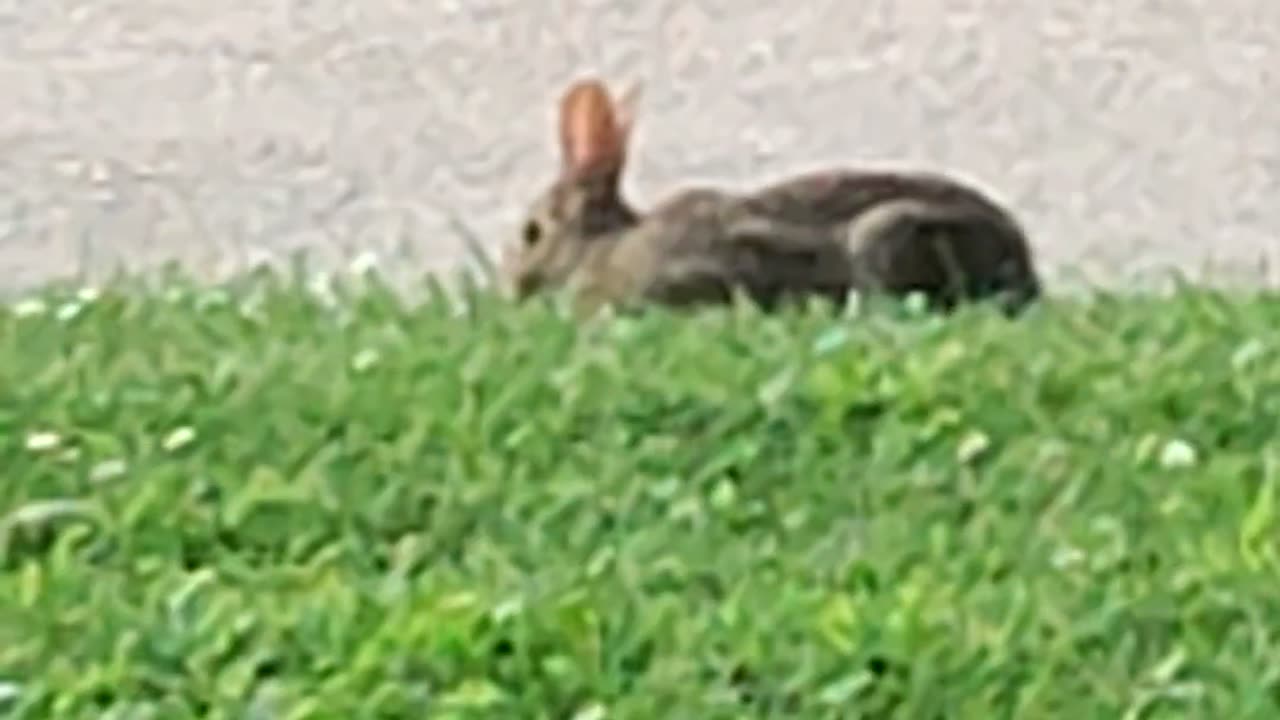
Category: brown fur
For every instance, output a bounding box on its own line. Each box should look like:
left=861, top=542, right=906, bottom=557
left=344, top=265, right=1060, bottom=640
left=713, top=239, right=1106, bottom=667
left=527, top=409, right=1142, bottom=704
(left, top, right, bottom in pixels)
left=501, top=77, right=1042, bottom=317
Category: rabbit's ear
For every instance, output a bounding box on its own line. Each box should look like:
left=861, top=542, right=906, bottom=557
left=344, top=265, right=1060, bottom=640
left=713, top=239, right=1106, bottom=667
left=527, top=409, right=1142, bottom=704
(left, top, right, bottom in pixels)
left=558, top=79, right=632, bottom=181
left=613, top=80, right=644, bottom=137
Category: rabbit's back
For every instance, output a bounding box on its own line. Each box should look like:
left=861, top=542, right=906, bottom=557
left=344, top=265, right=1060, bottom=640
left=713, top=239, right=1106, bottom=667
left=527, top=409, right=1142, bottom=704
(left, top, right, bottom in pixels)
left=739, top=169, right=1041, bottom=313
left=742, top=169, right=1019, bottom=228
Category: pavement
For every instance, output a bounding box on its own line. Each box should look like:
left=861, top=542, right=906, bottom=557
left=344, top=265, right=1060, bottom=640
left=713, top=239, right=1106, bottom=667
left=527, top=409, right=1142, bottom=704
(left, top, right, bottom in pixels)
left=2, top=0, right=1278, bottom=297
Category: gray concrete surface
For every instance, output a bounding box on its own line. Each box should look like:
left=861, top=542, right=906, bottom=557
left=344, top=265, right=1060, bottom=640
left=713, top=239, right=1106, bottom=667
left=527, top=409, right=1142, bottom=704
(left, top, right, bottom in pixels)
left=2, top=0, right=1278, bottom=296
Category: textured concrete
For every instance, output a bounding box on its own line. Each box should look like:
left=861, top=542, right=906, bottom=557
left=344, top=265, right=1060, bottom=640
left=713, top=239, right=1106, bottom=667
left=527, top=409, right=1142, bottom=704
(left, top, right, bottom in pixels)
left=2, top=0, right=1278, bottom=296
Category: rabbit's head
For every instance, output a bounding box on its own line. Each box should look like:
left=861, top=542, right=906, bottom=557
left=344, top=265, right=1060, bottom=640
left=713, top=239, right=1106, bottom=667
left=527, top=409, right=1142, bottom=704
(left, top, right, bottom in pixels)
left=502, top=78, right=643, bottom=300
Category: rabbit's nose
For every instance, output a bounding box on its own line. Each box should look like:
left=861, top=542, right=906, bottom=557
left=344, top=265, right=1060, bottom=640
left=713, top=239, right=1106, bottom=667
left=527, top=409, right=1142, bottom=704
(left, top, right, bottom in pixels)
left=511, top=272, right=543, bottom=301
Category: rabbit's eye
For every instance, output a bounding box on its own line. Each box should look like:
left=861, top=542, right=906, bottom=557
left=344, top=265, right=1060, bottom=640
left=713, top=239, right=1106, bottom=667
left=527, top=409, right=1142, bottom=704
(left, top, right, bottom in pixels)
left=522, top=220, right=542, bottom=247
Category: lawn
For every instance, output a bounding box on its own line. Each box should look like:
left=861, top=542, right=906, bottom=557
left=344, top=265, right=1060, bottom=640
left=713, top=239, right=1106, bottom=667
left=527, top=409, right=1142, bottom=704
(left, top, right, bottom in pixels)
left=1, top=272, right=1278, bottom=718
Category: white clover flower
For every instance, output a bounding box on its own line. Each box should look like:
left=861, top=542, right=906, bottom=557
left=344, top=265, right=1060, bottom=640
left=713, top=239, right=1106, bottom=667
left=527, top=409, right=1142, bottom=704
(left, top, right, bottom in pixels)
left=25, top=431, right=62, bottom=452
left=349, top=251, right=380, bottom=276
left=162, top=426, right=197, bottom=452
left=89, top=458, right=128, bottom=483
left=351, top=348, right=381, bottom=373
left=11, top=298, right=47, bottom=317
left=1159, top=438, right=1198, bottom=469
left=56, top=301, right=83, bottom=321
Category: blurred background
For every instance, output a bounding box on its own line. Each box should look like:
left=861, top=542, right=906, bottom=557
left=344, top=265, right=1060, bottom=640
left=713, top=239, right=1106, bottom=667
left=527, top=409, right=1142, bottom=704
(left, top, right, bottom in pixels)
left=1, top=0, right=1277, bottom=296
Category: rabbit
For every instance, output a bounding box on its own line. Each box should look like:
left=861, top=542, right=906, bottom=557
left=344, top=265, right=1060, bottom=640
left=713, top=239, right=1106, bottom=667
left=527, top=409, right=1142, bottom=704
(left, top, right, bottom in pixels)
left=501, top=77, right=1042, bottom=317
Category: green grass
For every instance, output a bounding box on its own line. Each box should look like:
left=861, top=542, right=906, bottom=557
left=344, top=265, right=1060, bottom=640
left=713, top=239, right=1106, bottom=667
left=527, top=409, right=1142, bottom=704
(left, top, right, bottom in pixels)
left=1, top=273, right=1279, bottom=719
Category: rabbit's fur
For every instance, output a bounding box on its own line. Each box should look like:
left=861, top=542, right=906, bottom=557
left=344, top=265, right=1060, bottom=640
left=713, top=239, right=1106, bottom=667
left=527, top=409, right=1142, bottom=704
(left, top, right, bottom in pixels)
left=502, top=78, right=1042, bottom=316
